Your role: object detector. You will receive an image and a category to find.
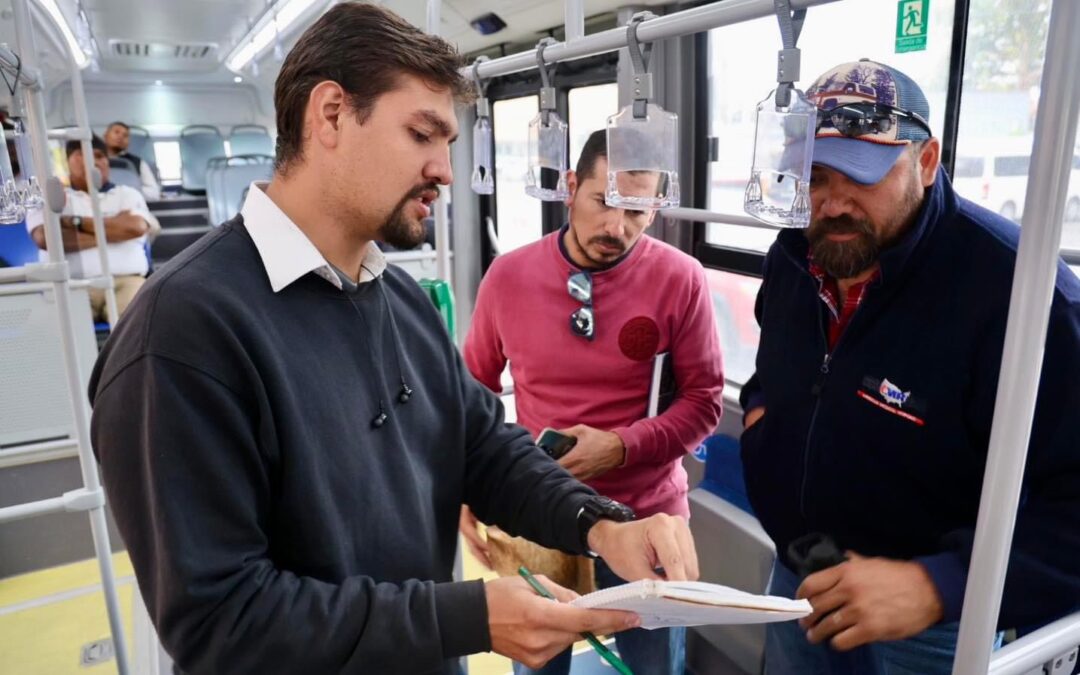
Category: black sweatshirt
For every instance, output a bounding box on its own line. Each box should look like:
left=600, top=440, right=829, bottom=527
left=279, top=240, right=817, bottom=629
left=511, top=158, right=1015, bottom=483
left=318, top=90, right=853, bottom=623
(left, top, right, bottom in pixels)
left=89, top=217, right=596, bottom=674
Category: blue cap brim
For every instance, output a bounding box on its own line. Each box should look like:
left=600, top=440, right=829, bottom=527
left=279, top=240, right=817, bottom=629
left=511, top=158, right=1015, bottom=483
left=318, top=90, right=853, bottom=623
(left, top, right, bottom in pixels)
left=812, top=136, right=906, bottom=185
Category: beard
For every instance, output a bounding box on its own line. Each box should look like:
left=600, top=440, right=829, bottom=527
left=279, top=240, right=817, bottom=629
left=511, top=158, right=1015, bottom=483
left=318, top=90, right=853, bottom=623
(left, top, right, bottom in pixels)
left=570, top=225, right=628, bottom=269
left=585, top=234, right=626, bottom=262
left=806, top=214, right=881, bottom=279
left=807, top=174, right=923, bottom=279
left=378, top=183, right=437, bottom=250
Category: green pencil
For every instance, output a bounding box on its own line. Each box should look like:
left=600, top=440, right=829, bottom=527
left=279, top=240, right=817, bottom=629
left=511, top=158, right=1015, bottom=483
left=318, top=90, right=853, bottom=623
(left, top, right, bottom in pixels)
left=517, top=566, right=635, bottom=675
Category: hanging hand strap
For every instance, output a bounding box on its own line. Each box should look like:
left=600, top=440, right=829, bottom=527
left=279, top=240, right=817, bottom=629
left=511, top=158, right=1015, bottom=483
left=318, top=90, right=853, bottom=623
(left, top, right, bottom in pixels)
left=535, top=37, right=558, bottom=125
left=472, top=56, right=491, bottom=118
left=626, top=11, right=656, bottom=119
left=0, top=51, right=21, bottom=97
left=773, top=0, right=807, bottom=108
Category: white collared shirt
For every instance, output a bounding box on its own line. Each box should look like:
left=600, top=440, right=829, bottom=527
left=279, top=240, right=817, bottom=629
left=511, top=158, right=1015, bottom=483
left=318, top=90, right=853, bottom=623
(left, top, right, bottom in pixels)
left=240, top=181, right=386, bottom=293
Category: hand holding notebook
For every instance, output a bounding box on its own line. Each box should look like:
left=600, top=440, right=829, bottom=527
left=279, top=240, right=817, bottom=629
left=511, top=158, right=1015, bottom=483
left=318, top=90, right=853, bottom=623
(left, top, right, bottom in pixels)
left=569, top=579, right=812, bottom=629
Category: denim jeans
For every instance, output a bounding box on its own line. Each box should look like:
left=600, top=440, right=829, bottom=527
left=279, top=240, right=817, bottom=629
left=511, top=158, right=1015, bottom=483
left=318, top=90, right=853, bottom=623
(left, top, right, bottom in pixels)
left=513, top=559, right=686, bottom=675
left=764, top=561, right=1001, bottom=675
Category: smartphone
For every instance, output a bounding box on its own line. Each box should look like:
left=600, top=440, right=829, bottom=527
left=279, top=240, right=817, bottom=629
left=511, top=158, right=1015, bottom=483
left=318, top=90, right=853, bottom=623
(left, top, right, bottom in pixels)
left=536, top=427, right=577, bottom=460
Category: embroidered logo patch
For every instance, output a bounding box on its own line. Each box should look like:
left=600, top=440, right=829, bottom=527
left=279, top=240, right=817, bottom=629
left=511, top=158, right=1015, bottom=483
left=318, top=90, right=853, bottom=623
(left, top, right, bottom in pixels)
left=878, top=378, right=910, bottom=407
left=618, top=316, right=660, bottom=361
left=858, top=376, right=926, bottom=426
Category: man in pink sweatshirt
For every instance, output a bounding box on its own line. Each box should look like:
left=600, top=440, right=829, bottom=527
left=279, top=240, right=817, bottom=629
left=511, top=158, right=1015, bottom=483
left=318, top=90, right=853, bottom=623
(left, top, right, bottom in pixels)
left=461, top=129, right=724, bottom=675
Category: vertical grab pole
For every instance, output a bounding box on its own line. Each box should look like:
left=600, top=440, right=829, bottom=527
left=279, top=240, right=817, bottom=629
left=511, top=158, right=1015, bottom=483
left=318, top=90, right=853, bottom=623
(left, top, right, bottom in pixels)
left=565, top=0, right=585, bottom=42
left=950, top=0, right=1080, bottom=672
left=69, top=54, right=118, bottom=326
left=425, top=0, right=440, bottom=37
left=427, top=0, right=453, bottom=286
left=10, top=1, right=131, bottom=673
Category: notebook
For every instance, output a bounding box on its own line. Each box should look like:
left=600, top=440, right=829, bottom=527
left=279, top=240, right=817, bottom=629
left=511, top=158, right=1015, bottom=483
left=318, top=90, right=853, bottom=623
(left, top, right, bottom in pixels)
left=569, top=579, right=812, bottom=629
left=647, top=352, right=676, bottom=418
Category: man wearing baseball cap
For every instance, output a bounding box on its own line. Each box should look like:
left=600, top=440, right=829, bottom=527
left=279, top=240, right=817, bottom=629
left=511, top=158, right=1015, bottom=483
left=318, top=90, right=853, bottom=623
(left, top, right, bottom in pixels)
left=739, top=59, right=1080, bottom=673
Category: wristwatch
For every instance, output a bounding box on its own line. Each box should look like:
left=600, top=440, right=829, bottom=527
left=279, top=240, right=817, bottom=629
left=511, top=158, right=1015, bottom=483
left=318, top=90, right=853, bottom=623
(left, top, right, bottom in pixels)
left=577, top=496, right=636, bottom=558
left=70, top=215, right=84, bottom=232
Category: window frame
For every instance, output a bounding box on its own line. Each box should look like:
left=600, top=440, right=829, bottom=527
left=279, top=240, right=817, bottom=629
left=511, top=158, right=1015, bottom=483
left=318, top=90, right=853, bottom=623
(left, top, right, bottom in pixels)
left=691, top=0, right=974, bottom=278
left=480, top=52, right=618, bottom=270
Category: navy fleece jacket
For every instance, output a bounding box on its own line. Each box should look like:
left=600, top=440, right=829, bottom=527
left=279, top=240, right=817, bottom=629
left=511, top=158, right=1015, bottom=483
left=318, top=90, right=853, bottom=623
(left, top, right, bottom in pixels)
left=740, top=169, right=1080, bottom=629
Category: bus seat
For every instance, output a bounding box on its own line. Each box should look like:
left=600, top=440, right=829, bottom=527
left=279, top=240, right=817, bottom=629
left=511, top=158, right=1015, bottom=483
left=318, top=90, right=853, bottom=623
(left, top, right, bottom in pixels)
left=126, top=125, right=157, bottom=167
left=109, top=166, right=143, bottom=192
left=205, top=157, right=229, bottom=225
left=222, top=156, right=273, bottom=222
left=229, top=124, right=274, bottom=156
left=179, top=125, right=226, bottom=193
left=689, top=487, right=776, bottom=675
left=698, top=434, right=755, bottom=516
left=108, top=156, right=137, bottom=172
left=206, top=155, right=273, bottom=225
left=686, top=433, right=775, bottom=674
left=0, top=221, right=39, bottom=268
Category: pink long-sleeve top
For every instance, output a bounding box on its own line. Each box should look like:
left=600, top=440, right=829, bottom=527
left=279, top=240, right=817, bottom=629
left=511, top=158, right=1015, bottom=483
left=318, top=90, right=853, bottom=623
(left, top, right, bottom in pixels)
left=463, top=230, right=724, bottom=518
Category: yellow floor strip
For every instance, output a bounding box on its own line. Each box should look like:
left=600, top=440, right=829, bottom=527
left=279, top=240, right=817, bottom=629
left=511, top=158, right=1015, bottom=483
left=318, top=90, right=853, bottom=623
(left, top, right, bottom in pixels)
left=0, top=553, right=134, bottom=608
left=0, top=552, right=135, bottom=674
left=0, top=542, right=559, bottom=674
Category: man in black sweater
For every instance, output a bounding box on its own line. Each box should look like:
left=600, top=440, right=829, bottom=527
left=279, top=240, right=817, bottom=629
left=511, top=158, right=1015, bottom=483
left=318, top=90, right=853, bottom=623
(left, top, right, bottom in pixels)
left=88, top=4, right=700, bottom=674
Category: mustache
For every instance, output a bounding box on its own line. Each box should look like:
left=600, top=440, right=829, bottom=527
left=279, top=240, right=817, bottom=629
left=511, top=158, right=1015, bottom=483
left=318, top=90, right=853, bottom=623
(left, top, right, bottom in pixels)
left=808, top=214, right=875, bottom=240
left=403, top=182, right=440, bottom=204
left=588, top=235, right=625, bottom=251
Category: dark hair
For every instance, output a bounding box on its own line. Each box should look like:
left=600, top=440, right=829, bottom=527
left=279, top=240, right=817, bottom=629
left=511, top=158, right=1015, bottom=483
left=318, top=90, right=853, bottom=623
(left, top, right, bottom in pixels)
left=66, top=134, right=108, bottom=158
left=575, top=130, right=608, bottom=181
left=273, top=2, right=473, bottom=173
left=106, top=121, right=129, bottom=132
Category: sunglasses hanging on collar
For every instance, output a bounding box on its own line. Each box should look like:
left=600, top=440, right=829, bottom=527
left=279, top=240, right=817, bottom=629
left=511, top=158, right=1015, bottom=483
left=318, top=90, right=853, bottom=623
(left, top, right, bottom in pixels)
left=567, top=270, right=594, bottom=340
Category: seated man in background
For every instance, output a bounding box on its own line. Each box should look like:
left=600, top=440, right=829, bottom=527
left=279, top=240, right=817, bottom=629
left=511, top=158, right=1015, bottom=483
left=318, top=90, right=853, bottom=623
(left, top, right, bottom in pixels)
left=104, top=120, right=161, bottom=201
left=461, top=129, right=724, bottom=675
left=27, top=135, right=155, bottom=321
left=741, top=59, right=1080, bottom=674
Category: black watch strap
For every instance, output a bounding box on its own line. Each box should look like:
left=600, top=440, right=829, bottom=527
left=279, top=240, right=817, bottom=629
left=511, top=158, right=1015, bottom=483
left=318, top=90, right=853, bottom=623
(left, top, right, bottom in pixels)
left=577, top=496, right=635, bottom=557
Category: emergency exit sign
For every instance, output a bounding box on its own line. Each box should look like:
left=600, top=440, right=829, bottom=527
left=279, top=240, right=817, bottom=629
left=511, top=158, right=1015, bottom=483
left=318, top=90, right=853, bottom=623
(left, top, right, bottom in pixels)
left=896, top=0, right=929, bottom=53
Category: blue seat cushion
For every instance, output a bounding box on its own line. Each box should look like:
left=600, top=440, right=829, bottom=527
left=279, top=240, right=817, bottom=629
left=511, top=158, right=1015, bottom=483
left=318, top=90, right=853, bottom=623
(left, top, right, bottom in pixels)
left=699, top=434, right=755, bottom=516
left=0, top=222, right=39, bottom=268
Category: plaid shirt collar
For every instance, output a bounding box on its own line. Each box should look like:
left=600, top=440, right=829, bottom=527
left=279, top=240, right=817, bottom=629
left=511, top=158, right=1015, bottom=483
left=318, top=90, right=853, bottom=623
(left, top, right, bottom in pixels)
left=808, top=252, right=881, bottom=348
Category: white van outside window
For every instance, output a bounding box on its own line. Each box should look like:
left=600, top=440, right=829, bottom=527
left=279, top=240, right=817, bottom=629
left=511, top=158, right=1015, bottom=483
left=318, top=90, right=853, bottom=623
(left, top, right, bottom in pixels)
left=953, top=137, right=1080, bottom=226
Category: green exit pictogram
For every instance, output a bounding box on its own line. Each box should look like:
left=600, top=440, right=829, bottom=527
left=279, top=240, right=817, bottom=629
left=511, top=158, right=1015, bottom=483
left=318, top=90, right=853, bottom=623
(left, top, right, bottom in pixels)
left=896, top=0, right=929, bottom=53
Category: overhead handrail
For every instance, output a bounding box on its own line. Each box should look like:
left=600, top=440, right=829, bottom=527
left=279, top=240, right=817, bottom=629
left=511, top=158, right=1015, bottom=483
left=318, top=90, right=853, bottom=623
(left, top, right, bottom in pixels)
left=465, top=0, right=838, bottom=81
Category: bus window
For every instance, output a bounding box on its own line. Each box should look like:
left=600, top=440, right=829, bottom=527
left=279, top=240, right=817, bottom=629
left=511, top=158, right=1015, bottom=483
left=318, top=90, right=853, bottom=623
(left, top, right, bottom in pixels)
left=702, top=0, right=957, bottom=385
left=493, top=96, right=541, bottom=253
left=955, top=0, right=1080, bottom=239
left=568, top=83, right=618, bottom=170
left=705, top=0, right=955, bottom=252
left=953, top=156, right=985, bottom=178
left=705, top=269, right=762, bottom=386
left=153, top=141, right=182, bottom=182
